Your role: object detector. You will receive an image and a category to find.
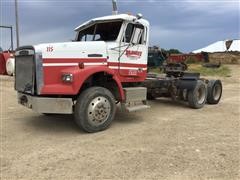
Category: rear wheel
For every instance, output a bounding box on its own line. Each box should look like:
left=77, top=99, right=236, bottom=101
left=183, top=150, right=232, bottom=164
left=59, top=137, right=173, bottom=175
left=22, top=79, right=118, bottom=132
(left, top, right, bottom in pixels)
left=188, top=80, right=207, bottom=109
left=74, top=87, right=116, bottom=133
left=179, top=89, right=188, bottom=101
left=147, top=93, right=155, bottom=100
left=207, top=80, right=222, bottom=104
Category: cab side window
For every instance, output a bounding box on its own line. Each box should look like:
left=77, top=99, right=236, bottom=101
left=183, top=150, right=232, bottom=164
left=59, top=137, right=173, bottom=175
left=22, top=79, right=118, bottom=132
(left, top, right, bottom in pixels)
left=124, top=23, right=144, bottom=44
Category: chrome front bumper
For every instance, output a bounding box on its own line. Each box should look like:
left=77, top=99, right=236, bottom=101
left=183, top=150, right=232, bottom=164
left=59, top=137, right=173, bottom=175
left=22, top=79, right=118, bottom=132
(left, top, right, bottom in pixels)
left=17, top=92, right=73, bottom=114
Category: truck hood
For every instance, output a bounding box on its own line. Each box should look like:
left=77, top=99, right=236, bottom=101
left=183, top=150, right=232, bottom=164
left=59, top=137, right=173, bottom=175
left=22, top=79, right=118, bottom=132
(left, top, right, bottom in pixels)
left=34, top=41, right=108, bottom=59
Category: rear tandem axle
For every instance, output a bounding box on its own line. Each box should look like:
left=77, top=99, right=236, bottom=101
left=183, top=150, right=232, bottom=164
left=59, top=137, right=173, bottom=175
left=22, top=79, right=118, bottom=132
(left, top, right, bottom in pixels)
left=143, top=64, right=222, bottom=109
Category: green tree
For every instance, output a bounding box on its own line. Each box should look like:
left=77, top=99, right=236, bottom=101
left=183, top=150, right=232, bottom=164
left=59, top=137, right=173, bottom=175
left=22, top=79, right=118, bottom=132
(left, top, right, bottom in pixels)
left=167, top=49, right=182, bottom=54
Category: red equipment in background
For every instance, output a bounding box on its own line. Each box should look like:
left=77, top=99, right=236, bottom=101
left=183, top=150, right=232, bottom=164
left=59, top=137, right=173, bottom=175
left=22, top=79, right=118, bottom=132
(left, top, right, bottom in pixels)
left=0, top=51, right=12, bottom=75
left=0, top=25, right=14, bottom=75
left=168, top=53, right=204, bottom=63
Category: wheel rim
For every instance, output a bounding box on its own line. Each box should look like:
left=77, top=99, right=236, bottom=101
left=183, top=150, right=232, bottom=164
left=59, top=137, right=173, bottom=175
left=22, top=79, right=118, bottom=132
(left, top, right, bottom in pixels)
left=213, top=84, right=221, bottom=101
left=87, top=96, right=111, bottom=126
left=197, top=86, right=206, bottom=104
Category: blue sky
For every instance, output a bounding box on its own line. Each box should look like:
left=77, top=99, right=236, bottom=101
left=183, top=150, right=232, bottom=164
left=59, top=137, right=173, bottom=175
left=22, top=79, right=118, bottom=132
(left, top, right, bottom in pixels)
left=0, top=0, right=239, bottom=52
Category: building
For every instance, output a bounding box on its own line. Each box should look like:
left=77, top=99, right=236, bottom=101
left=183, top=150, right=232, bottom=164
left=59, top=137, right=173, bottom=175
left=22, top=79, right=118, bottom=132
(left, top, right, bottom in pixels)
left=193, top=39, right=240, bottom=53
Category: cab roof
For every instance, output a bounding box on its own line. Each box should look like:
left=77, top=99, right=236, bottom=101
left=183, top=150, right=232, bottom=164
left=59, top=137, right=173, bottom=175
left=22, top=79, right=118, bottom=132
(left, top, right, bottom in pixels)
left=74, top=14, right=149, bottom=31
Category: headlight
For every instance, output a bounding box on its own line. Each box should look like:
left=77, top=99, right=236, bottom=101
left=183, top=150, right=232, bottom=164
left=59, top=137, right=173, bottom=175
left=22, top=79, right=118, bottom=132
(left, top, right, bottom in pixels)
left=62, top=73, right=73, bottom=83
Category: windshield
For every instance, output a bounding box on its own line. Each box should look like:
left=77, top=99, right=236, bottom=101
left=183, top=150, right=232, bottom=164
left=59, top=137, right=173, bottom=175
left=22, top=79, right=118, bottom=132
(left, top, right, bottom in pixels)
left=76, top=21, right=122, bottom=42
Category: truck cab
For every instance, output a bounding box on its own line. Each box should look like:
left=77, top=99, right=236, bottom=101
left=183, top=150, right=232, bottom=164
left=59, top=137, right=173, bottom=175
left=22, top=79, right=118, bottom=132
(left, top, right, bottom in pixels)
left=74, top=14, right=149, bottom=80
left=15, top=14, right=150, bottom=132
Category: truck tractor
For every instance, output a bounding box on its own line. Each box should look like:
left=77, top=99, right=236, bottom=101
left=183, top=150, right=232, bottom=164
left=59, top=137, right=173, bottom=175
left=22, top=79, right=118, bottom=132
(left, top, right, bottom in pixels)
left=15, top=13, right=222, bottom=132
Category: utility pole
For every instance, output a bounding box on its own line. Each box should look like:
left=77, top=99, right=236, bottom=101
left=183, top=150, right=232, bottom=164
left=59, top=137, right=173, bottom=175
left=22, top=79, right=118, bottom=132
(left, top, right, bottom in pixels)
left=15, top=0, right=20, bottom=48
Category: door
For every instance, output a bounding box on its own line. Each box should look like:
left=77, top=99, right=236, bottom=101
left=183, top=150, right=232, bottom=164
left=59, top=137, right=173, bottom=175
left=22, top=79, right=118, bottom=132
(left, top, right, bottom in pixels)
left=119, top=23, right=147, bottom=77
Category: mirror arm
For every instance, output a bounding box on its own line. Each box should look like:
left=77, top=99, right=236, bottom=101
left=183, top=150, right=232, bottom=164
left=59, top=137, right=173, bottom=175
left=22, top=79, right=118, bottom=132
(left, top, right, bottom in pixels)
left=110, top=44, right=129, bottom=51
left=117, top=43, right=135, bottom=61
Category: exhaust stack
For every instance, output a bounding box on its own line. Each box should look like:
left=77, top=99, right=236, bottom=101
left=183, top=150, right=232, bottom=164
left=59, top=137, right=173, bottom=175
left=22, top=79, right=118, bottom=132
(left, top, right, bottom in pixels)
left=112, top=0, right=118, bottom=15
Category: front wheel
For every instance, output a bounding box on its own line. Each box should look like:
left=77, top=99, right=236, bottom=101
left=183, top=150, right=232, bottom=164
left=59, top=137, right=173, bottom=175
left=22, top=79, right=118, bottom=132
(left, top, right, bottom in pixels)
left=187, top=80, right=207, bottom=109
left=74, top=87, right=116, bottom=133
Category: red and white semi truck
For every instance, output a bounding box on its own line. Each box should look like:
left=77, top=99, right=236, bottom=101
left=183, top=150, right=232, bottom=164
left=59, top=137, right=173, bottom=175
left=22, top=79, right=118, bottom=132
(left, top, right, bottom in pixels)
left=15, top=13, right=222, bottom=132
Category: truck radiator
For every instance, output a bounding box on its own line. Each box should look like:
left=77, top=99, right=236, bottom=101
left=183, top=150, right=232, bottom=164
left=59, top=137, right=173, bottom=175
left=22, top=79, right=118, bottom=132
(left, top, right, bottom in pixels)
left=15, top=48, right=35, bottom=94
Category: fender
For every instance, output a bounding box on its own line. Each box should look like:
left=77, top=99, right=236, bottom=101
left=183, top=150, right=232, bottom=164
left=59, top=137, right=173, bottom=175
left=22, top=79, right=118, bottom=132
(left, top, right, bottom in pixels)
left=177, top=72, right=200, bottom=90
left=177, top=79, right=198, bottom=90
left=41, top=66, right=125, bottom=101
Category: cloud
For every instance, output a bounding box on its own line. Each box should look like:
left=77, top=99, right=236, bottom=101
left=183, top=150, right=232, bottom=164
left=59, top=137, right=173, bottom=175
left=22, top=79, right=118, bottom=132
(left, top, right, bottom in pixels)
left=19, top=27, right=74, bottom=46
left=150, top=25, right=203, bottom=51
left=0, top=0, right=239, bottom=52
left=182, top=0, right=239, bottom=14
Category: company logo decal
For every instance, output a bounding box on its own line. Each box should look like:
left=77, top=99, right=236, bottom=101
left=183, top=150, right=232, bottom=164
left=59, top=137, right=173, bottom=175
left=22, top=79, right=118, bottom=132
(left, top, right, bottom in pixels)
left=126, top=50, right=142, bottom=58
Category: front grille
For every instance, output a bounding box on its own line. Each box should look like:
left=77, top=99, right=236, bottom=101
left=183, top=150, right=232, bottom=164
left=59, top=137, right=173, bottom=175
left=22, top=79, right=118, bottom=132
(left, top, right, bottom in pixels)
left=15, top=48, right=35, bottom=94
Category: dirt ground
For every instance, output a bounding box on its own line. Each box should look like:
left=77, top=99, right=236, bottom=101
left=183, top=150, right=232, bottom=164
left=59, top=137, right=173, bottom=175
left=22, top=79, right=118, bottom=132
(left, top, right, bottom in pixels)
left=0, top=65, right=239, bottom=180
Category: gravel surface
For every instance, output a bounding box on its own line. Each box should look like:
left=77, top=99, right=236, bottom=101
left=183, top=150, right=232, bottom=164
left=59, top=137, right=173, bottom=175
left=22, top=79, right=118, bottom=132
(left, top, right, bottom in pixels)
left=1, top=65, right=239, bottom=180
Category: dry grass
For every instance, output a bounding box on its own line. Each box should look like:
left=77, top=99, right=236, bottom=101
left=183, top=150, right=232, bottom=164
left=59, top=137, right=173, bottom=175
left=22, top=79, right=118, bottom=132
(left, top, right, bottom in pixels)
left=209, top=52, right=240, bottom=64
left=187, top=64, right=231, bottom=77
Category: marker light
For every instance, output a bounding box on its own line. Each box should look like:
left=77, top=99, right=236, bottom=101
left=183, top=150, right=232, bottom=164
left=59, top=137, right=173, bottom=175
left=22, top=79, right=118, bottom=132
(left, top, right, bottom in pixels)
left=78, top=62, right=84, bottom=69
left=136, top=13, right=143, bottom=19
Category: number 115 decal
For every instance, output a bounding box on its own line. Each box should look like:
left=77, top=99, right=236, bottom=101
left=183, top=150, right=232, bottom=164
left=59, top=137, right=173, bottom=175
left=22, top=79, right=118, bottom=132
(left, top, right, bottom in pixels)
left=46, top=46, right=53, bottom=52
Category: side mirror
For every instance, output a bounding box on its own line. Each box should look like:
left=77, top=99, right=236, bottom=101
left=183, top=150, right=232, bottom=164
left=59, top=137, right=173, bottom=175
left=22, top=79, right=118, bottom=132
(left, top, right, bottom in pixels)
left=131, top=27, right=143, bottom=45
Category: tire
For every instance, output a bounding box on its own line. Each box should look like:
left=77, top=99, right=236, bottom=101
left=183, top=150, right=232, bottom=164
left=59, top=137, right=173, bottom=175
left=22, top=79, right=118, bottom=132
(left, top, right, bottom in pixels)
left=147, top=93, right=155, bottom=100
left=188, top=80, right=207, bottom=109
left=207, top=80, right=222, bottom=104
left=74, top=86, right=116, bottom=133
left=42, top=113, right=59, bottom=116
left=43, top=113, right=53, bottom=116
left=179, top=89, right=188, bottom=101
